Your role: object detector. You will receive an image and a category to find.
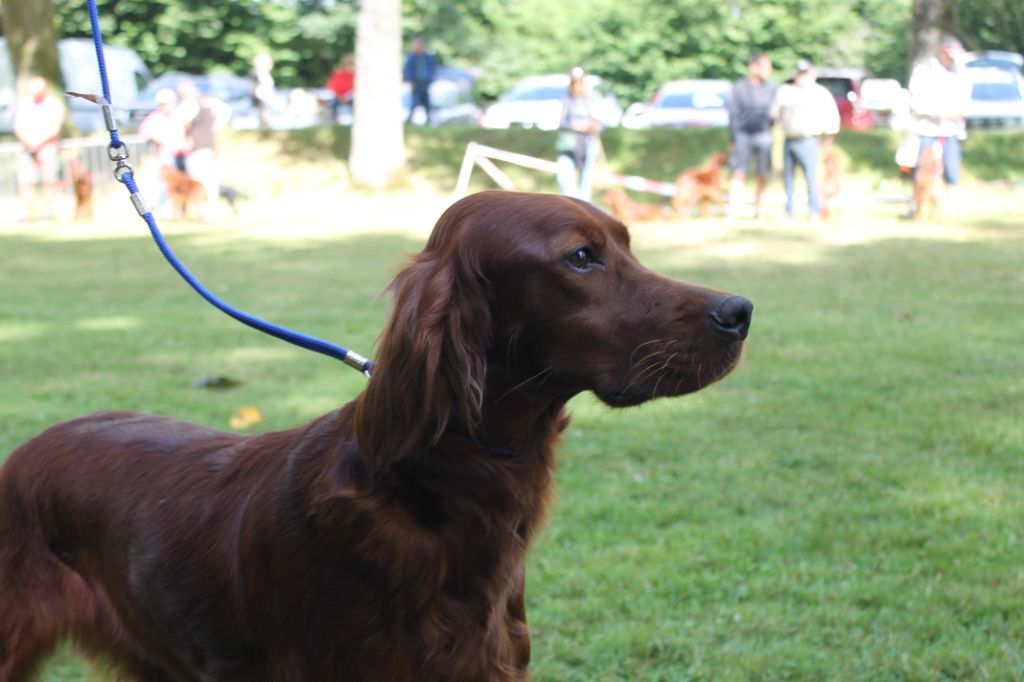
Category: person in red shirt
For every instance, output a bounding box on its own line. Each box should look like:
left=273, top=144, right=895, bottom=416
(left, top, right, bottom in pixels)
left=326, top=55, right=355, bottom=123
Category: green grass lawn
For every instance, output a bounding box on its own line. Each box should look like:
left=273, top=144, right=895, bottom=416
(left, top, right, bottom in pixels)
left=1, top=131, right=1023, bottom=680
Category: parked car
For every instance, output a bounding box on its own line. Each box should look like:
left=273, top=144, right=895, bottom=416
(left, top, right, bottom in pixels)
left=0, top=37, right=152, bottom=134
left=479, top=73, right=622, bottom=130
left=621, top=79, right=731, bottom=129
left=402, top=67, right=481, bottom=126
left=964, top=50, right=1023, bottom=72
left=117, top=71, right=259, bottom=131
left=964, top=64, right=1024, bottom=130
left=816, top=68, right=874, bottom=130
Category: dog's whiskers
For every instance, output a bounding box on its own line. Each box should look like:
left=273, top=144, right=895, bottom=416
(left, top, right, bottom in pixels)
left=650, top=352, right=678, bottom=397
left=495, top=366, right=554, bottom=403
left=622, top=356, right=670, bottom=394
left=629, top=339, right=665, bottom=365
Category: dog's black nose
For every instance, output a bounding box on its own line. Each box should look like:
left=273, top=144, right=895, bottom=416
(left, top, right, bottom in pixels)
left=709, top=296, right=753, bottom=340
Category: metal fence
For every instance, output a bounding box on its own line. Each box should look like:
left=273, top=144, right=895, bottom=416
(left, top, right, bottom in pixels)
left=0, top=135, right=155, bottom=197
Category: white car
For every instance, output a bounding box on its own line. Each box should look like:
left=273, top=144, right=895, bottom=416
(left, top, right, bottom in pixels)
left=621, top=79, right=731, bottom=129
left=0, top=37, right=152, bottom=134
left=964, top=65, right=1024, bottom=130
left=479, top=73, right=622, bottom=130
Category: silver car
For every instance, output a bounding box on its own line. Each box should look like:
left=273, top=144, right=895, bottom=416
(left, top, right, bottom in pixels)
left=480, top=73, right=622, bottom=130
left=964, top=51, right=1024, bottom=130
left=621, top=79, right=731, bottom=129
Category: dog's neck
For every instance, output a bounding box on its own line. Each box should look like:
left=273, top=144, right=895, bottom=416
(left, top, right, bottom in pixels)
left=463, top=385, right=568, bottom=457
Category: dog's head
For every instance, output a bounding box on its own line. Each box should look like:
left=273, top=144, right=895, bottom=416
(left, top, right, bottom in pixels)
left=357, top=191, right=751, bottom=464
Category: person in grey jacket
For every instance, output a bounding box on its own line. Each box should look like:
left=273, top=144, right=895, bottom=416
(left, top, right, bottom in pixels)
left=727, top=53, right=778, bottom=218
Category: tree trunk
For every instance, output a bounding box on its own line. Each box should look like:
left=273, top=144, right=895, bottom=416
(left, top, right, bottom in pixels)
left=909, top=0, right=957, bottom=70
left=0, top=0, right=62, bottom=97
left=349, top=0, right=404, bottom=188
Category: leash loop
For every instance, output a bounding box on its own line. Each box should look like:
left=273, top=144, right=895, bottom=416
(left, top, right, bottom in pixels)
left=80, top=0, right=374, bottom=377
left=107, top=142, right=130, bottom=162
left=113, top=161, right=134, bottom=183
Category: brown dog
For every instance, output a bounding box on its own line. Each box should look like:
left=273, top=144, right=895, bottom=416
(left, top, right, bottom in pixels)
left=819, top=150, right=841, bottom=220
left=600, top=186, right=666, bottom=222
left=0, top=191, right=752, bottom=682
left=69, top=159, right=94, bottom=220
left=162, top=165, right=208, bottom=220
left=912, top=143, right=941, bottom=222
left=672, top=152, right=727, bottom=217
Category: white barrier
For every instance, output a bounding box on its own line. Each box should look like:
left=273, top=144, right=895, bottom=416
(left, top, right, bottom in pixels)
left=454, top=141, right=678, bottom=198
left=0, top=135, right=153, bottom=197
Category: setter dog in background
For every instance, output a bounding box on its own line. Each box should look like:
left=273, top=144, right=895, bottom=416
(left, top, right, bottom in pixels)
left=0, top=191, right=752, bottom=682
left=69, top=159, right=94, bottom=220
left=912, top=142, right=941, bottom=221
left=672, top=151, right=727, bottom=217
left=819, top=149, right=841, bottom=220
left=162, top=166, right=208, bottom=220
left=600, top=186, right=666, bottom=222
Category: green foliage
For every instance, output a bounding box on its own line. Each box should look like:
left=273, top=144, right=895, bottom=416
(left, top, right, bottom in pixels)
left=55, top=0, right=357, bottom=86
left=957, top=0, right=1024, bottom=56
left=421, top=0, right=916, bottom=103
left=49, top=0, right=1011, bottom=103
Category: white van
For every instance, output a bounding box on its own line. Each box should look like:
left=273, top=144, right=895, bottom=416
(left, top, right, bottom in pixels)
left=0, top=37, right=152, bottom=134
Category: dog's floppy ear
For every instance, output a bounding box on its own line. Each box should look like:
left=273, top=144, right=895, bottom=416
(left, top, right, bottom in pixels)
left=355, top=229, right=492, bottom=471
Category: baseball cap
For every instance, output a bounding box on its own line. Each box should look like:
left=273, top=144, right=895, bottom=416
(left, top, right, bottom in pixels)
left=795, top=58, right=814, bottom=74
left=939, top=37, right=965, bottom=55
left=569, top=66, right=586, bottom=81
left=155, top=88, right=177, bottom=105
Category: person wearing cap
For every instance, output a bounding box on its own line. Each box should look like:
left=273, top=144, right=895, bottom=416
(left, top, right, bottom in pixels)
left=138, top=88, right=190, bottom=213
left=13, top=75, right=66, bottom=222
left=906, top=36, right=972, bottom=213
left=770, top=59, right=841, bottom=220
left=555, top=67, right=603, bottom=202
left=727, top=53, right=779, bottom=218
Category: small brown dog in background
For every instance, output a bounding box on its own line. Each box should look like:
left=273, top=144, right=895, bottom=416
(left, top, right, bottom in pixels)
left=600, top=187, right=666, bottom=223
left=162, top=166, right=208, bottom=220
left=69, top=159, right=94, bottom=220
left=819, top=149, right=841, bottom=220
left=672, top=152, right=727, bottom=217
left=912, top=143, right=941, bottom=222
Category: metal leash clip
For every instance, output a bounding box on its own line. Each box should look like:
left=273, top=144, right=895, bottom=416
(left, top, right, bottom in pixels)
left=108, top=141, right=132, bottom=180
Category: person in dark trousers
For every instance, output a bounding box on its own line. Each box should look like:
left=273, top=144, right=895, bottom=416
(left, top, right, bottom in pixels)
left=727, top=53, right=778, bottom=218
left=403, top=37, right=437, bottom=125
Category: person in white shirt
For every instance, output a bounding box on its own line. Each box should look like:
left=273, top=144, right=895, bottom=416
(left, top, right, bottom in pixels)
left=906, top=36, right=972, bottom=212
left=13, top=75, right=66, bottom=221
left=771, top=59, right=841, bottom=219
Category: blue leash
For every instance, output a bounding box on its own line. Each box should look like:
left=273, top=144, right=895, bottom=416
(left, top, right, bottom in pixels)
left=78, top=0, right=373, bottom=377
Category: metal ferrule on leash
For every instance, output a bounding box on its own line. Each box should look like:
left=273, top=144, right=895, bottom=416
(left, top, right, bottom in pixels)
left=342, top=350, right=373, bottom=377
left=81, top=0, right=374, bottom=377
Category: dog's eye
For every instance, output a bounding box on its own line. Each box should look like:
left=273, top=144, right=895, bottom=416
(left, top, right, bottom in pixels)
left=565, top=246, right=600, bottom=272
